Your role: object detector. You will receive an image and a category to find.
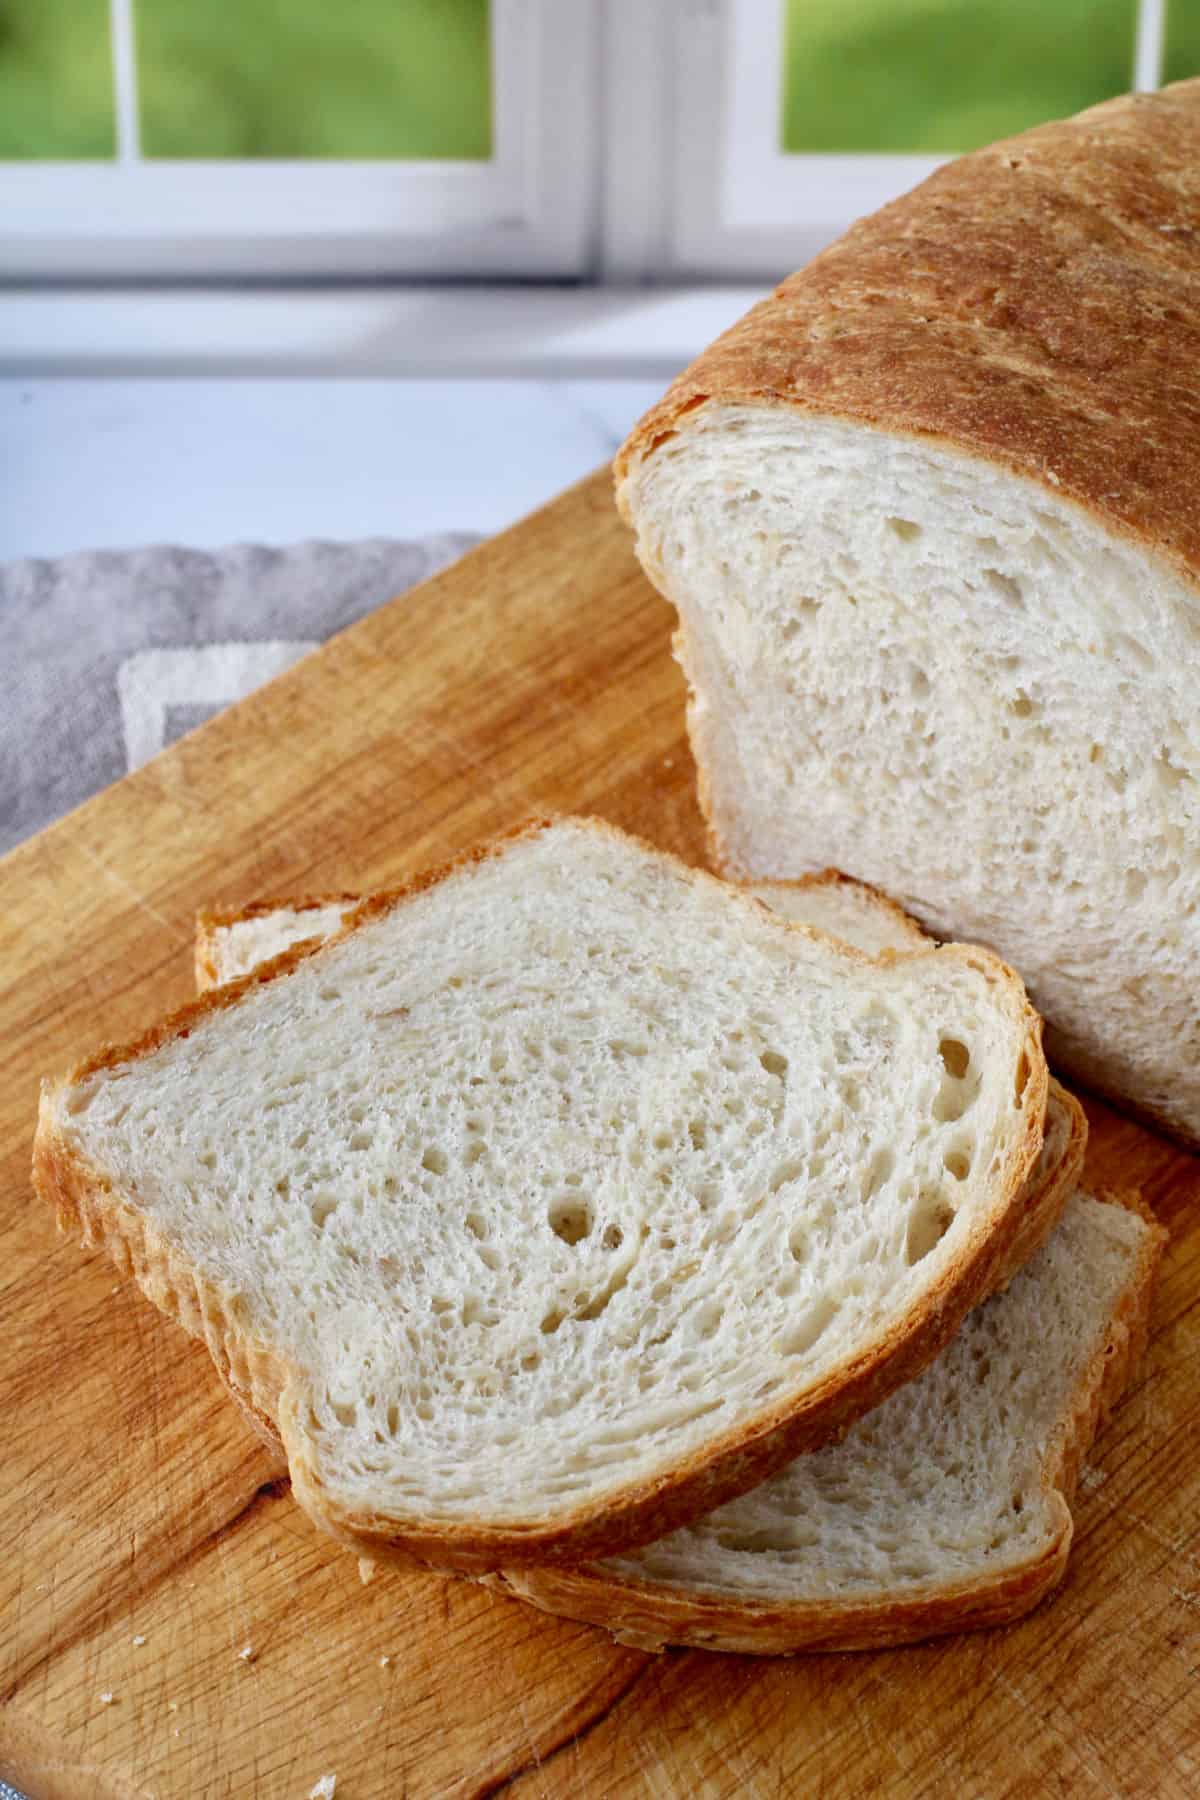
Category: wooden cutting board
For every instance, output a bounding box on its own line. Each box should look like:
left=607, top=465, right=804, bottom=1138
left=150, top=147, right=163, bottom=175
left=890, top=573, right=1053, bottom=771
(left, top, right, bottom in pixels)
left=2, top=470, right=1198, bottom=1800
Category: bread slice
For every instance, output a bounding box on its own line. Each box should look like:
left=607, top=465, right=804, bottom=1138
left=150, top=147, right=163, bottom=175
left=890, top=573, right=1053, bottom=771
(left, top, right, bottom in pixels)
left=197, top=870, right=1085, bottom=1282
left=36, top=818, right=1048, bottom=1573
left=497, top=1187, right=1163, bottom=1653
left=196, top=866, right=1110, bottom=1655
left=616, top=80, right=1200, bottom=1146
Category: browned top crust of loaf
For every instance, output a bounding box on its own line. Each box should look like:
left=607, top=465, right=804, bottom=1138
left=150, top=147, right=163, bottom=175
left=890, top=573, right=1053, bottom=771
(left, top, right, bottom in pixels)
left=617, top=79, right=1200, bottom=582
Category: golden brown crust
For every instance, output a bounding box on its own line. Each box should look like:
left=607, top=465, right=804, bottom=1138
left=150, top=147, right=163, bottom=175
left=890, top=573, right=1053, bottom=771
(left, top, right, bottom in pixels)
left=994, top=1080, right=1087, bottom=1285
left=500, top=1187, right=1165, bottom=1653
left=618, top=81, right=1200, bottom=589
left=34, top=814, right=1048, bottom=1575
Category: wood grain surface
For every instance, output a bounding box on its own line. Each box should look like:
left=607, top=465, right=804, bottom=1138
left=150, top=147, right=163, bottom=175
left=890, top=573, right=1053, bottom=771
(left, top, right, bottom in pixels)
left=2, top=470, right=1198, bottom=1799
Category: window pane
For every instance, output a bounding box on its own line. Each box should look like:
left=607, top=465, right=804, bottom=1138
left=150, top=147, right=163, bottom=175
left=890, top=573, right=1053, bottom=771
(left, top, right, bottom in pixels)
left=0, top=0, right=115, bottom=159
left=1164, top=0, right=1200, bottom=83
left=135, top=0, right=491, bottom=159
left=781, top=0, right=1138, bottom=154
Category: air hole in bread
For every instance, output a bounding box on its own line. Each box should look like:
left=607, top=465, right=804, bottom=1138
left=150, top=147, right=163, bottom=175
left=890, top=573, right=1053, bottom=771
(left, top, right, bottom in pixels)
left=1010, top=690, right=1035, bottom=718
left=905, top=1192, right=955, bottom=1265
left=548, top=1200, right=593, bottom=1246
left=422, top=1147, right=448, bottom=1176
left=348, top=1131, right=372, bottom=1152
left=331, top=1401, right=357, bottom=1428
left=983, top=568, right=1024, bottom=608
left=886, top=516, right=921, bottom=542
left=771, top=1158, right=805, bottom=1197
left=777, top=1296, right=839, bottom=1358
left=602, top=1223, right=624, bottom=1251
left=787, top=1220, right=810, bottom=1266
left=1014, top=1049, right=1032, bottom=1100
left=1155, top=747, right=1190, bottom=790
left=910, top=667, right=930, bottom=698
left=939, top=1038, right=970, bottom=1079
left=540, top=1309, right=564, bottom=1335
left=760, top=1049, right=788, bottom=1078
left=310, top=1194, right=336, bottom=1230
left=688, top=1120, right=707, bottom=1151
left=860, top=1146, right=894, bottom=1201
left=696, top=1300, right=722, bottom=1339
left=944, top=1145, right=972, bottom=1181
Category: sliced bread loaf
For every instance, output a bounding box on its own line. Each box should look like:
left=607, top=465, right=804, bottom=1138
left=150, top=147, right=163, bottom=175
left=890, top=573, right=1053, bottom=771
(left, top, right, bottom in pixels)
left=617, top=80, right=1200, bottom=1145
left=36, top=818, right=1047, bottom=1573
left=498, top=1187, right=1163, bottom=1653
left=198, top=870, right=1084, bottom=1279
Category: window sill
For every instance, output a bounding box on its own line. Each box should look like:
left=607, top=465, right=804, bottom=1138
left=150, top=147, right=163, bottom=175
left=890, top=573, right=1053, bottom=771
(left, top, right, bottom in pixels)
left=0, top=284, right=766, bottom=379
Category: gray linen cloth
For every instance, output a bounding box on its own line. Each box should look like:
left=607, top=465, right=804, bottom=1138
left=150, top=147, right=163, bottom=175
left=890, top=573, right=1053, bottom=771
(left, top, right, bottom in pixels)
left=1, top=534, right=477, bottom=856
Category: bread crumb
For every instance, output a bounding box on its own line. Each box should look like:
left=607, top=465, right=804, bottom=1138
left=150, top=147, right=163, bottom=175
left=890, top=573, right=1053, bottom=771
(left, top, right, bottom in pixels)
left=237, top=1644, right=256, bottom=1663
left=98, top=1692, right=116, bottom=1706
left=132, top=1634, right=146, bottom=1647
left=378, top=1654, right=391, bottom=1668
left=309, top=1778, right=337, bottom=1800
left=358, top=1556, right=376, bottom=1585
left=1171, top=1587, right=1200, bottom=1610
left=1078, top=1466, right=1107, bottom=1493
left=167, top=1701, right=178, bottom=1712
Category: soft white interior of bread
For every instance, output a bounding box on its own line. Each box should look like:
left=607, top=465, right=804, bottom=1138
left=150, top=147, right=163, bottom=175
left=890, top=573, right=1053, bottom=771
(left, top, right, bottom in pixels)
left=206, top=871, right=1071, bottom=1266
left=599, top=1189, right=1148, bottom=1601
left=211, top=905, right=355, bottom=984
left=628, top=408, right=1200, bottom=1138
left=756, top=878, right=1072, bottom=1199
left=57, top=821, right=1038, bottom=1530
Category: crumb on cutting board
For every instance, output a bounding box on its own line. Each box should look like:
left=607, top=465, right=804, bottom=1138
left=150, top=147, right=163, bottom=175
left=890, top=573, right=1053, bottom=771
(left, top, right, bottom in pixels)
left=309, top=1777, right=337, bottom=1800
left=98, top=1692, right=116, bottom=1706
left=237, top=1643, right=256, bottom=1663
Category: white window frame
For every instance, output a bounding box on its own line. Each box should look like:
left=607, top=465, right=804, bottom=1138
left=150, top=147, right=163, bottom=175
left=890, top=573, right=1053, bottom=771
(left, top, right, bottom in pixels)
left=604, top=0, right=1169, bottom=281
left=0, top=0, right=598, bottom=279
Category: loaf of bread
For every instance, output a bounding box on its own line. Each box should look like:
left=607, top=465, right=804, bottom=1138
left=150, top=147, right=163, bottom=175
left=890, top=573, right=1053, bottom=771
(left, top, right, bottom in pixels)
left=36, top=818, right=1048, bottom=1574
left=617, top=79, right=1200, bottom=1145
